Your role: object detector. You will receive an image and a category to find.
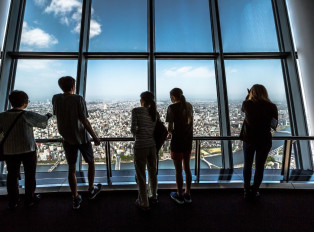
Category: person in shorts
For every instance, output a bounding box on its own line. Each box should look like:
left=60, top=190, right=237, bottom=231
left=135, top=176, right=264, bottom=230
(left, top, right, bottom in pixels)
left=52, top=76, right=101, bottom=210
left=166, top=88, right=193, bottom=204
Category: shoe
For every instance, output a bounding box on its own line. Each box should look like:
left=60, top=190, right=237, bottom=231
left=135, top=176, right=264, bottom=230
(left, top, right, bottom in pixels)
left=8, top=203, right=18, bottom=210
left=243, top=189, right=251, bottom=200
left=88, top=184, right=102, bottom=200
left=251, top=191, right=260, bottom=199
left=25, top=194, right=41, bottom=207
left=135, top=199, right=150, bottom=211
left=170, top=192, right=184, bottom=204
left=183, top=192, right=192, bottom=203
left=73, top=194, right=82, bottom=210
left=148, top=196, right=158, bottom=206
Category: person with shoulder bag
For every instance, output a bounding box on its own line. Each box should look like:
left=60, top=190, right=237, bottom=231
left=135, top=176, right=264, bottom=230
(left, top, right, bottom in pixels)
left=131, top=91, right=161, bottom=210
left=240, top=84, right=278, bottom=200
left=0, top=90, right=51, bottom=209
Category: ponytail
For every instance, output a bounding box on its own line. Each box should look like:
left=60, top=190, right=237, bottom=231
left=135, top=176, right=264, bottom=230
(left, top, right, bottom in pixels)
left=140, top=91, right=157, bottom=122
left=170, top=88, right=192, bottom=124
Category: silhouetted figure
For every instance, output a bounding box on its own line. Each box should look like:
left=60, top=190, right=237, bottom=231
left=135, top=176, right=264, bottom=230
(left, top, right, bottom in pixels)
left=240, top=84, right=278, bottom=199
left=52, top=76, right=101, bottom=210
left=0, top=90, right=51, bottom=209
left=167, top=88, right=193, bottom=204
left=131, top=91, right=158, bottom=210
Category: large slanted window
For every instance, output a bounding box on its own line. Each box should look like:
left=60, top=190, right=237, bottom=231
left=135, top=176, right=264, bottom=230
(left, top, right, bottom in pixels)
left=0, top=0, right=305, bottom=181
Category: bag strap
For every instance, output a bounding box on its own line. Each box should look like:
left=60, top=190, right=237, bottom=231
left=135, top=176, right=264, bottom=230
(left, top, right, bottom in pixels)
left=1, top=111, right=25, bottom=144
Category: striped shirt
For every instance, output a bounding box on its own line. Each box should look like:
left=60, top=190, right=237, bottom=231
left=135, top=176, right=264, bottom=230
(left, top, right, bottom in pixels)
left=131, top=107, right=156, bottom=149
left=0, top=110, right=49, bottom=155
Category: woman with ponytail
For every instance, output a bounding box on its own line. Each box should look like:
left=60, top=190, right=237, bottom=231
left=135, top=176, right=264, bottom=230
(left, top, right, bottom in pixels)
left=131, top=91, right=158, bottom=210
left=166, top=88, right=193, bottom=204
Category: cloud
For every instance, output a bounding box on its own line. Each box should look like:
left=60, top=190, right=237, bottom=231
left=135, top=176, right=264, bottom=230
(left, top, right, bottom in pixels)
left=21, top=22, right=58, bottom=48
left=34, top=0, right=48, bottom=7
left=44, top=0, right=101, bottom=38
left=163, top=66, right=215, bottom=79
left=45, top=0, right=82, bottom=15
left=89, top=19, right=102, bottom=38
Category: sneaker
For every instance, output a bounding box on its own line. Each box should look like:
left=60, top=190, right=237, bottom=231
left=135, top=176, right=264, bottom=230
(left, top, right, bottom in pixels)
left=148, top=196, right=158, bottom=206
left=8, top=203, right=18, bottom=210
left=243, top=189, right=251, bottom=200
left=88, top=184, right=102, bottom=200
left=135, top=199, right=150, bottom=211
left=183, top=192, right=192, bottom=203
left=170, top=192, right=184, bottom=204
left=25, top=194, right=41, bottom=207
left=73, top=194, right=82, bottom=210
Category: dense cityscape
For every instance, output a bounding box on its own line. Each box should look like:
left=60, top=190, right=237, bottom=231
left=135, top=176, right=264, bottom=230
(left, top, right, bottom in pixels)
left=25, top=99, right=294, bottom=172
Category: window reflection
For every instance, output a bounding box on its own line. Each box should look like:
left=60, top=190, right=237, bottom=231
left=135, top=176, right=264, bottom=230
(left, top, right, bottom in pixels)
left=218, top=0, right=279, bottom=52
left=155, top=0, right=213, bottom=52
left=89, top=0, right=147, bottom=52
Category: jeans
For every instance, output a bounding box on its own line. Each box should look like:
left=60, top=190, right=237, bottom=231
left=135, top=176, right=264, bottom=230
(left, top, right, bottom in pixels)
left=134, top=146, right=158, bottom=208
left=243, top=142, right=272, bottom=191
left=4, top=151, right=37, bottom=205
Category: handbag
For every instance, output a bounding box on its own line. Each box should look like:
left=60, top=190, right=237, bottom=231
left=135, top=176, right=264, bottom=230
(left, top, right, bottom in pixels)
left=154, top=117, right=168, bottom=153
left=154, top=117, right=168, bottom=175
left=270, top=117, right=278, bottom=131
left=0, top=111, right=25, bottom=161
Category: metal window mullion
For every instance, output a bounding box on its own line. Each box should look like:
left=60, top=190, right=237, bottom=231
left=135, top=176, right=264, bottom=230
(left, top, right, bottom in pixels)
left=272, top=0, right=312, bottom=170
left=209, top=0, right=233, bottom=169
left=148, top=0, right=156, bottom=95
left=0, top=0, right=25, bottom=112
left=76, top=0, right=92, bottom=171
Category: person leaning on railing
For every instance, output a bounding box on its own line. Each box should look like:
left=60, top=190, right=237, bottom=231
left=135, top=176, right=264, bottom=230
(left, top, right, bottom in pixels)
left=240, top=84, right=278, bottom=200
left=52, top=76, right=102, bottom=210
left=0, top=90, right=51, bottom=209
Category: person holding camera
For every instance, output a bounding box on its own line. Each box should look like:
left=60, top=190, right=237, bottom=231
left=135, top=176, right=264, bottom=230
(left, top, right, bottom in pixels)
left=240, top=84, right=278, bottom=199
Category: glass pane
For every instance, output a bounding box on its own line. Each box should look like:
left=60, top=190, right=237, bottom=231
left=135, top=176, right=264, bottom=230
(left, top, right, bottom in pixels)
left=14, top=59, right=78, bottom=139
left=3, top=142, right=66, bottom=173
left=226, top=60, right=290, bottom=136
left=225, top=60, right=291, bottom=169
left=89, top=0, right=147, bottom=52
left=156, top=60, right=219, bottom=136
left=0, top=0, right=11, bottom=51
left=20, top=0, right=82, bottom=51
left=110, top=141, right=134, bottom=170
left=201, top=140, right=222, bottom=169
left=155, top=0, right=213, bottom=52
left=86, top=60, right=147, bottom=138
left=218, top=0, right=279, bottom=52
left=82, top=141, right=107, bottom=170
left=36, top=142, right=67, bottom=172
left=232, top=140, right=287, bottom=171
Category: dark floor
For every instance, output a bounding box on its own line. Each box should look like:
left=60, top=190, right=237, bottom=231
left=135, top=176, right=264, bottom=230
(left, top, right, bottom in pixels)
left=0, top=189, right=313, bottom=232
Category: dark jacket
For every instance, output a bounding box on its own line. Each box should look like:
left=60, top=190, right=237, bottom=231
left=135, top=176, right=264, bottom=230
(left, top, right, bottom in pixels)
left=240, top=99, right=278, bottom=146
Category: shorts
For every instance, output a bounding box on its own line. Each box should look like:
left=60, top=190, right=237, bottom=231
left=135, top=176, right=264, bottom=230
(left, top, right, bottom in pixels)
left=63, top=141, right=94, bottom=165
left=171, top=152, right=191, bottom=161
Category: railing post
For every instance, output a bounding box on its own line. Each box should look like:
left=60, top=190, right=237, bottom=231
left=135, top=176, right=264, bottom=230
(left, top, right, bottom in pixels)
left=195, top=140, right=201, bottom=183
left=195, top=140, right=199, bottom=176
left=282, top=139, right=292, bottom=182
left=105, top=141, right=112, bottom=185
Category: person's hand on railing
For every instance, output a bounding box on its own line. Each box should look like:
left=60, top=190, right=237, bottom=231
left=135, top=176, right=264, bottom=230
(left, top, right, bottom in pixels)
left=93, top=137, right=101, bottom=146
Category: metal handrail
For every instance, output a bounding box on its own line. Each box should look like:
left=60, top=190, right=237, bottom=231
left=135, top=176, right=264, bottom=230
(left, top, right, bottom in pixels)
left=34, top=136, right=314, bottom=143
left=31, top=136, right=314, bottom=185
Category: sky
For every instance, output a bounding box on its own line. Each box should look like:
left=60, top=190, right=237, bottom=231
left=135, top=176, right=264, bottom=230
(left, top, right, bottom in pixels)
left=14, top=0, right=286, bottom=102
